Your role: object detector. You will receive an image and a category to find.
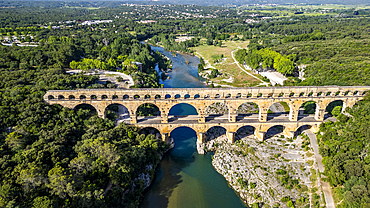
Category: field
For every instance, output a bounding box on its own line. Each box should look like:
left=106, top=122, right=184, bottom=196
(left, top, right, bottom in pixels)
left=191, top=40, right=264, bottom=87
left=242, top=4, right=370, bottom=17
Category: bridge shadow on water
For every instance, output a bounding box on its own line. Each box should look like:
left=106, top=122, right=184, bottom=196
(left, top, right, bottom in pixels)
left=140, top=127, right=196, bottom=208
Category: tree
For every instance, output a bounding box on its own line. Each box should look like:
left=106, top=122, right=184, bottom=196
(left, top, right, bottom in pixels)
left=47, top=164, right=78, bottom=198
left=274, top=56, right=294, bottom=75
left=198, top=63, right=204, bottom=73
left=32, top=196, right=53, bottom=208
left=331, top=106, right=342, bottom=117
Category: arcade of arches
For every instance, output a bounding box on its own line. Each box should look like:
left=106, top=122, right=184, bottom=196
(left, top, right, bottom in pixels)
left=44, top=86, right=369, bottom=142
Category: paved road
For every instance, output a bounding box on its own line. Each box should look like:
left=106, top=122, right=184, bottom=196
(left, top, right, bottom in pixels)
left=305, top=129, right=335, bottom=208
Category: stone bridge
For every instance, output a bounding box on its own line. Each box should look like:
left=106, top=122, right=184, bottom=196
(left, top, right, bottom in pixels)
left=44, top=86, right=369, bottom=142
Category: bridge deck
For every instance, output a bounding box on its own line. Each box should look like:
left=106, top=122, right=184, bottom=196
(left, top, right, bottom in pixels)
left=135, top=115, right=332, bottom=125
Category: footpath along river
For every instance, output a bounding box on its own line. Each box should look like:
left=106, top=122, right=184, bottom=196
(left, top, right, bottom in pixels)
left=139, top=45, right=246, bottom=208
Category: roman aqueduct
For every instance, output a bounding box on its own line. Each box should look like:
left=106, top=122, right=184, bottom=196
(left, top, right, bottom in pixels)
left=44, top=86, right=369, bottom=143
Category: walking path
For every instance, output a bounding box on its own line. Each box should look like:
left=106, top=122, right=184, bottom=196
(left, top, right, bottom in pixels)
left=230, top=50, right=269, bottom=86
left=305, top=129, right=335, bottom=208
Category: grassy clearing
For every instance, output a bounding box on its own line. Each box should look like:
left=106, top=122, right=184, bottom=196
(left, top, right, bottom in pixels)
left=192, top=40, right=262, bottom=87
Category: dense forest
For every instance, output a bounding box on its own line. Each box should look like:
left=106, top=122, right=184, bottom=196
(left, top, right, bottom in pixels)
left=318, top=95, right=370, bottom=207
left=0, top=48, right=169, bottom=206
left=0, top=6, right=173, bottom=205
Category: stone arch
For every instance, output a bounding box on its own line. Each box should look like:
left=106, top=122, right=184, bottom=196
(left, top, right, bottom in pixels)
left=136, top=103, right=160, bottom=117
left=236, top=102, right=260, bottom=117
left=48, top=95, right=55, bottom=100
left=112, top=95, right=119, bottom=99
left=325, top=100, right=344, bottom=117
left=174, top=94, right=181, bottom=99
left=225, top=93, right=231, bottom=98
left=139, top=127, right=161, bottom=140
left=205, top=126, right=227, bottom=143
left=267, top=101, right=290, bottom=120
left=265, top=125, right=285, bottom=140
left=68, top=95, right=75, bottom=100
left=74, top=103, right=98, bottom=117
left=91, top=95, right=97, bottom=100
left=194, top=94, right=200, bottom=99
left=170, top=126, right=198, bottom=146
left=123, top=95, right=129, bottom=99
left=58, top=95, right=65, bottom=100
left=155, top=95, right=161, bottom=99
left=295, top=125, right=312, bottom=137
left=134, top=95, right=140, bottom=99
left=184, top=94, right=190, bottom=99
left=79, top=95, right=86, bottom=100
left=236, top=125, right=256, bottom=140
left=299, top=101, right=317, bottom=115
left=102, top=95, right=108, bottom=100
left=144, top=94, right=151, bottom=99
left=205, top=102, right=229, bottom=116
left=104, top=103, right=130, bottom=122
left=165, top=94, right=171, bottom=99
left=168, top=103, right=198, bottom=116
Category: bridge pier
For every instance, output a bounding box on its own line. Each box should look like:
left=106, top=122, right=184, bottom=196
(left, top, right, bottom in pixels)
left=283, top=128, right=295, bottom=138
left=198, top=114, right=206, bottom=123
left=228, top=114, right=237, bottom=122
left=227, top=131, right=236, bottom=143
left=161, top=114, right=168, bottom=123
left=198, top=132, right=206, bottom=143
left=259, top=112, right=267, bottom=122
left=161, top=133, right=169, bottom=142
left=289, top=108, right=299, bottom=121
left=315, top=108, right=325, bottom=121
left=98, top=112, right=106, bottom=119
left=130, top=115, right=137, bottom=124
left=254, top=130, right=266, bottom=142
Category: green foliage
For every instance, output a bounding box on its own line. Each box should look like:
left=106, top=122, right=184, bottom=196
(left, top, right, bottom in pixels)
left=319, top=98, right=370, bottom=207
left=0, top=22, right=168, bottom=207
left=331, top=106, right=342, bottom=117
left=209, top=68, right=220, bottom=79
left=237, top=178, right=248, bottom=189
left=245, top=48, right=294, bottom=75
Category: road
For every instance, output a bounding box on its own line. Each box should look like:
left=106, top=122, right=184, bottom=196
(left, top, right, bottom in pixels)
left=305, top=129, right=335, bottom=208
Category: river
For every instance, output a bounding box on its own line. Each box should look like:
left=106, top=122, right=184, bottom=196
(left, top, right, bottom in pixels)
left=151, top=45, right=206, bottom=88
left=140, top=45, right=246, bottom=208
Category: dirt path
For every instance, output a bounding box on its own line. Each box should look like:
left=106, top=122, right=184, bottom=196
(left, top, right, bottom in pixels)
left=305, top=130, right=335, bottom=208
left=230, top=50, right=269, bottom=86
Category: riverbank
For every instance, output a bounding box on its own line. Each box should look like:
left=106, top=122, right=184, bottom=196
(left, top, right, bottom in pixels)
left=197, top=127, right=326, bottom=207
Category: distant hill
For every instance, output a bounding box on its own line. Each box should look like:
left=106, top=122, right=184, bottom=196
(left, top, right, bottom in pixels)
left=162, top=0, right=370, bottom=6
left=1, top=0, right=369, bottom=7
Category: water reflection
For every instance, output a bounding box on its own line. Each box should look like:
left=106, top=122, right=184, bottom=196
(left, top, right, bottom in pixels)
left=140, top=127, right=246, bottom=208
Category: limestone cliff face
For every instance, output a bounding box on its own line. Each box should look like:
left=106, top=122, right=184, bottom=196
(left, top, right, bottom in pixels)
left=202, top=128, right=316, bottom=207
